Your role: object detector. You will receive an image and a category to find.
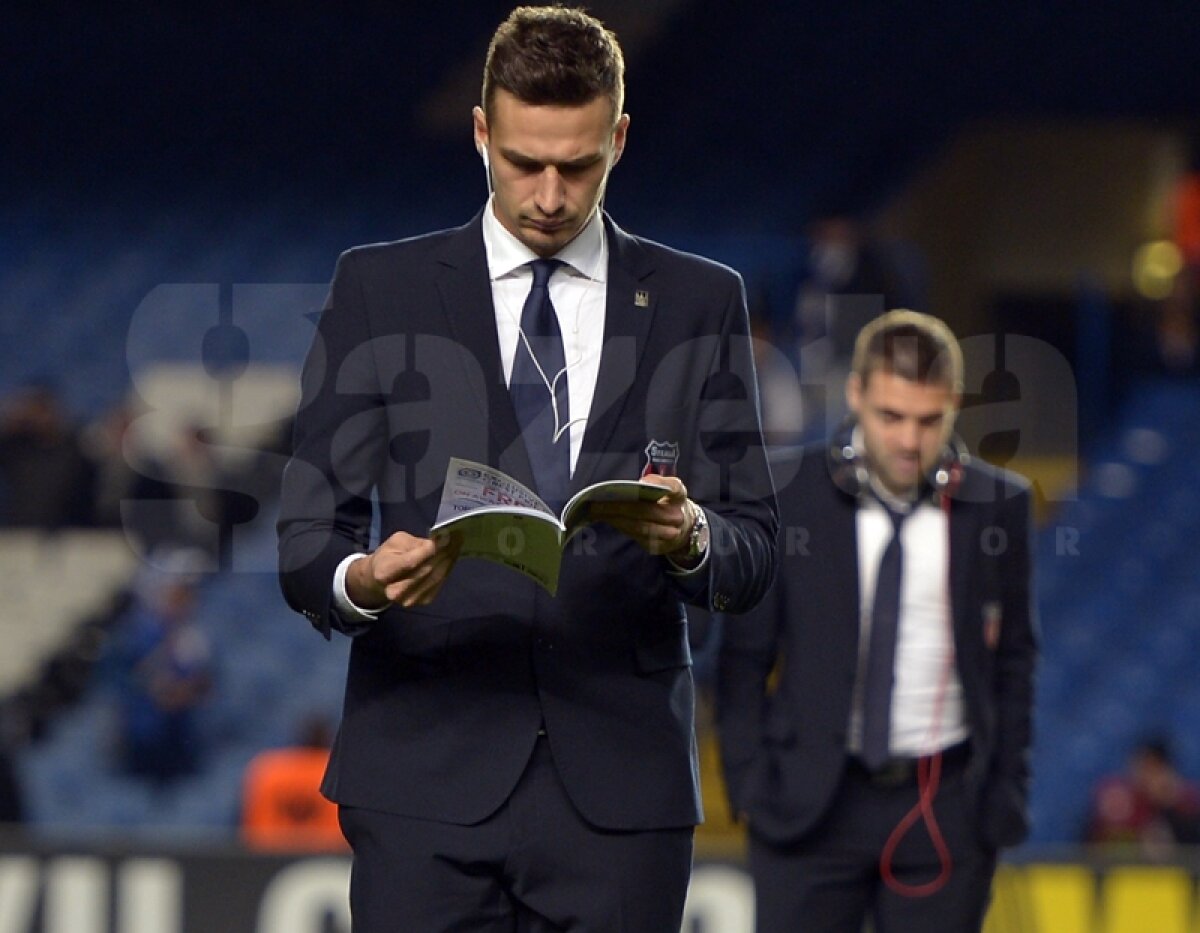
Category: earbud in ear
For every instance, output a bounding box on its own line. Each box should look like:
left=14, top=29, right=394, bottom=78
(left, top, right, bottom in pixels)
left=478, top=145, right=492, bottom=194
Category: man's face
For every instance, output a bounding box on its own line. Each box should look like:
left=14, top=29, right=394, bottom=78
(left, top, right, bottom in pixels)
left=847, top=368, right=959, bottom=497
left=473, top=90, right=628, bottom=257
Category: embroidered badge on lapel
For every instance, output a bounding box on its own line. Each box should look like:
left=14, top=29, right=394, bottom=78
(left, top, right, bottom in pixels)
left=642, top=439, right=680, bottom=477
left=634, top=289, right=650, bottom=308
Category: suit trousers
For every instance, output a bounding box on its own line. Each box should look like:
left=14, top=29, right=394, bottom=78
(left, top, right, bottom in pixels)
left=338, top=735, right=694, bottom=932
left=748, top=759, right=997, bottom=933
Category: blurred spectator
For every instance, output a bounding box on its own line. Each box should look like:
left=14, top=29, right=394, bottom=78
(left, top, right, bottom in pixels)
left=82, top=399, right=184, bottom=552
left=0, top=738, right=23, bottom=825
left=1160, top=138, right=1200, bottom=371
left=169, top=421, right=236, bottom=552
left=0, top=381, right=96, bottom=528
left=1084, top=737, right=1200, bottom=856
left=241, top=714, right=346, bottom=852
left=794, top=214, right=907, bottom=361
left=110, top=552, right=213, bottom=784
left=790, top=214, right=912, bottom=435
left=83, top=400, right=292, bottom=560
left=161, top=418, right=291, bottom=559
left=750, top=312, right=806, bottom=448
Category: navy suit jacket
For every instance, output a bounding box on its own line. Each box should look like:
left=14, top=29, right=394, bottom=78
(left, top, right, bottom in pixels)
left=718, top=443, right=1037, bottom=849
left=278, top=212, right=777, bottom=831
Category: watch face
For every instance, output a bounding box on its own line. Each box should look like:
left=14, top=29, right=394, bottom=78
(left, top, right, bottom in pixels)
left=691, top=508, right=709, bottom=557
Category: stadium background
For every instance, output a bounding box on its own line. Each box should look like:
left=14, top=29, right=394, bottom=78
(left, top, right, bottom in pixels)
left=3, top=2, right=1200, bottom=930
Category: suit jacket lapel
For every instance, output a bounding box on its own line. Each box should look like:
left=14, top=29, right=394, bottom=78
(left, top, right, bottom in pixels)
left=571, top=215, right=656, bottom=492
left=831, top=487, right=862, bottom=655
left=948, top=492, right=977, bottom=645
left=433, top=212, right=534, bottom=486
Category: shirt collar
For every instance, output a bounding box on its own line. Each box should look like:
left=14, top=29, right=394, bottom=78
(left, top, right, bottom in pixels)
left=481, top=197, right=607, bottom=283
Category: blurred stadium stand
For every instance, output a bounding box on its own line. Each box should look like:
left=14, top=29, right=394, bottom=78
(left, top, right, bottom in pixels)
left=0, top=532, right=137, bottom=697
left=15, top=516, right=350, bottom=836
left=1030, top=380, right=1200, bottom=843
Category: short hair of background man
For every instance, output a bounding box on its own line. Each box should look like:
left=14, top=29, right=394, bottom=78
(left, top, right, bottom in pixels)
left=851, top=309, right=964, bottom=392
left=482, top=5, right=625, bottom=124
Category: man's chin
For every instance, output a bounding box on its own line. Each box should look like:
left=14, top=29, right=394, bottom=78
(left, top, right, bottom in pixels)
left=521, top=221, right=579, bottom=254
left=879, top=464, right=921, bottom=496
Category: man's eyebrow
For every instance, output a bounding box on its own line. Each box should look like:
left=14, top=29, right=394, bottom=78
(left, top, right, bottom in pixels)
left=873, top=405, right=944, bottom=423
left=498, top=148, right=605, bottom=169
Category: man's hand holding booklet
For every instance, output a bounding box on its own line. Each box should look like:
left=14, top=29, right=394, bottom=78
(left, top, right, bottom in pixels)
left=430, top=457, right=668, bottom=595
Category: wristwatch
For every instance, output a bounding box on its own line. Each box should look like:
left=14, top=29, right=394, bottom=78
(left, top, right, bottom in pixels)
left=683, top=500, right=710, bottom=561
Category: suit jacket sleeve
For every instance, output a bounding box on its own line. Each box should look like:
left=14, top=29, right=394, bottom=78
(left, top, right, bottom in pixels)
left=277, top=248, right=385, bottom=638
left=673, top=272, right=778, bottom=616
left=980, top=482, right=1039, bottom=848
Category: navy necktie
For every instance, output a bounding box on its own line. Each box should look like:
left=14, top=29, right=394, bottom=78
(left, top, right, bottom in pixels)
left=510, top=258, right=571, bottom=512
left=860, top=499, right=909, bottom=770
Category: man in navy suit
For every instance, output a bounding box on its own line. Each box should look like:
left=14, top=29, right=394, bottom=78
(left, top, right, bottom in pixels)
left=277, top=7, right=777, bottom=930
left=718, top=310, right=1037, bottom=932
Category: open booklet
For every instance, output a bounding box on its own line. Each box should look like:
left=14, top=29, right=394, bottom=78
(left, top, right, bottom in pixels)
left=430, top=457, right=668, bottom=595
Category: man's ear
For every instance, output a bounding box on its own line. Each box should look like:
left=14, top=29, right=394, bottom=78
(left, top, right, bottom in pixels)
left=472, top=106, right=489, bottom=154
left=943, top=391, right=963, bottom=438
left=610, top=113, right=630, bottom=168
left=846, top=372, right=863, bottom=415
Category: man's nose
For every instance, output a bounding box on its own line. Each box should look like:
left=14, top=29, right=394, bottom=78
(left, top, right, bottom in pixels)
left=534, top=167, right=565, bottom=215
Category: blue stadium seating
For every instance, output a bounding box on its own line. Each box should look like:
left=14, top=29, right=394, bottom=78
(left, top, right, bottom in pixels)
left=1027, top=380, right=1200, bottom=844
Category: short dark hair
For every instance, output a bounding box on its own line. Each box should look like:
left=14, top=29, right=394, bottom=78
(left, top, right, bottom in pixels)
left=851, top=309, right=963, bottom=391
left=1136, top=736, right=1174, bottom=766
left=482, top=6, right=625, bottom=123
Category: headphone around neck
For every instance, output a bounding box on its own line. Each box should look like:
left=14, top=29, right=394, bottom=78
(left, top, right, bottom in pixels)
left=826, top=417, right=968, bottom=502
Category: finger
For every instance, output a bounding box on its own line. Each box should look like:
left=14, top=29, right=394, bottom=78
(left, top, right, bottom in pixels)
left=398, top=537, right=462, bottom=605
left=405, top=570, right=449, bottom=607
left=403, top=551, right=458, bottom=606
left=639, top=474, right=687, bottom=500
left=384, top=571, right=425, bottom=604
left=591, top=501, right=684, bottom=523
left=386, top=533, right=465, bottom=604
left=600, top=515, right=669, bottom=536
left=599, top=511, right=688, bottom=547
left=381, top=550, right=440, bottom=602
left=374, top=538, right=440, bottom=586
left=602, top=516, right=683, bottom=552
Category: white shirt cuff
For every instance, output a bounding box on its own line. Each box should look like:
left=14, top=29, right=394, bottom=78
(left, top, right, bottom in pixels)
left=665, top=541, right=710, bottom=577
left=333, top=553, right=386, bottom=623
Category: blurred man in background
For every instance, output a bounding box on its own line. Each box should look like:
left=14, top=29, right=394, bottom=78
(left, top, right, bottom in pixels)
left=719, top=310, right=1038, bottom=932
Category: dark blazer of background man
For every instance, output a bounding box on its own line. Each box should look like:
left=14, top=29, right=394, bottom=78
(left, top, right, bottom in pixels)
left=719, top=310, right=1037, bottom=932
left=277, top=6, right=777, bottom=931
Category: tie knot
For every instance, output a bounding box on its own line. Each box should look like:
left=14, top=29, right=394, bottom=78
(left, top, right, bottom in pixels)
left=875, top=496, right=910, bottom=533
left=529, top=258, right=562, bottom=289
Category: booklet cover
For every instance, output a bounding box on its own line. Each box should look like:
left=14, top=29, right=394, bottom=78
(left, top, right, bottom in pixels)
left=430, top=457, right=665, bottom=594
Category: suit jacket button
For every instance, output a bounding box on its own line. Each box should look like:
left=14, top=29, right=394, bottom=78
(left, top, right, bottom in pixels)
left=713, top=594, right=730, bottom=611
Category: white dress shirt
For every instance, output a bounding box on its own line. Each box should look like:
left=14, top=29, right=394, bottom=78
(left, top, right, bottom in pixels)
left=482, top=198, right=607, bottom=473
left=847, top=476, right=969, bottom=758
left=332, top=201, right=700, bottom=622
